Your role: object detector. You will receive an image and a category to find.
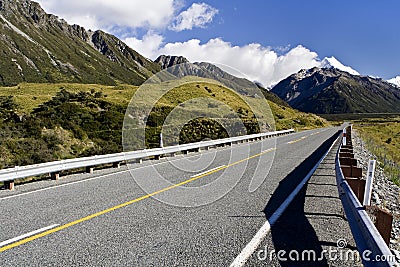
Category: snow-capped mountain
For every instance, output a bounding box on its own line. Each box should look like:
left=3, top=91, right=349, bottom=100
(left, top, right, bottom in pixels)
left=388, top=76, right=400, bottom=87
left=271, top=67, right=400, bottom=114
left=319, top=56, right=360, bottom=75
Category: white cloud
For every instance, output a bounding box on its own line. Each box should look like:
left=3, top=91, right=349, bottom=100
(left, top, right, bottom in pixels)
left=124, top=32, right=165, bottom=60
left=36, top=0, right=177, bottom=31
left=170, top=3, right=219, bottom=31
left=129, top=36, right=320, bottom=87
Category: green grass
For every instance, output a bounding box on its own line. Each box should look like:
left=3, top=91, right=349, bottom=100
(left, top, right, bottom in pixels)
left=0, top=81, right=330, bottom=131
left=0, top=83, right=138, bottom=113
left=0, top=80, right=330, bottom=168
left=354, top=118, right=400, bottom=186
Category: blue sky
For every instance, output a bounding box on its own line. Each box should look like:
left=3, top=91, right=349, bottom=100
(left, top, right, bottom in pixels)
left=37, top=0, right=400, bottom=86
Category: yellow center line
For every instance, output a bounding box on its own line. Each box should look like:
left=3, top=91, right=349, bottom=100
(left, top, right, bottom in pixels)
left=0, top=148, right=276, bottom=253
left=288, top=136, right=308, bottom=144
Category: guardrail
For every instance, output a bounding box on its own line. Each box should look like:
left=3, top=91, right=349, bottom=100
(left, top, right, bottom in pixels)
left=0, top=129, right=294, bottom=190
left=335, top=126, right=397, bottom=266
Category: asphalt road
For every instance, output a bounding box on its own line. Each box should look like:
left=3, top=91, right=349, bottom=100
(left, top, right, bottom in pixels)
left=0, top=127, right=349, bottom=266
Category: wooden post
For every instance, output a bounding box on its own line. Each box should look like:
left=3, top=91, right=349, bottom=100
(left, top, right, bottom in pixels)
left=339, top=157, right=358, bottom=167
left=113, top=162, right=121, bottom=169
left=375, top=208, right=393, bottom=245
left=86, top=167, right=94, bottom=174
left=4, top=180, right=15, bottom=190
left=366, top=206, right=393, bottom=245
left=51, top=172, right=60, bottom=180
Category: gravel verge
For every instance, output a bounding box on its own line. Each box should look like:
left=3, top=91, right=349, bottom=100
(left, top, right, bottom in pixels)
left=352, top=129, right=400, bottom=261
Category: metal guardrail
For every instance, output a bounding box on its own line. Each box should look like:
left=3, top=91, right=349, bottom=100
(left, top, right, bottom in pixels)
left=335, top=128, right=397, bottom=266
left=0, top=129, right=294, bottom=185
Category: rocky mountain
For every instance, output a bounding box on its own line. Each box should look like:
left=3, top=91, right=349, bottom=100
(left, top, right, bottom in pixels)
left=0, top=0, right=160, bottom=86
left=155, top=55, right=290, bottom=107
left=271, top=67, right=400, bottom=114
left=156, top=55, right=261, bottom=96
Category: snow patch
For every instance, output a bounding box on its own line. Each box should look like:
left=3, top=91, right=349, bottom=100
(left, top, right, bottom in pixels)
left=11, top=59, right=23, bottom=74
left=319, top=56, right=360, bottom=75
left=388, top=76, right=400, bottom=87
left=0, top=15, right=36, bottom=44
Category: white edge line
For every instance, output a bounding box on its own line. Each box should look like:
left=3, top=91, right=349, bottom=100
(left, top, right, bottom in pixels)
left=230, top=220, right=271, bottom=267
left=0, top=224, right=59, bottom=247
left=190, top=165, right=226, bottom=178
left=230, top=133, right=340, bottom=267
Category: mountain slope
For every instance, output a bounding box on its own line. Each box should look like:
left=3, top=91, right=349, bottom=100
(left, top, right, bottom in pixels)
left=154, top=55, right=329, bottom=128
left=155, top=55, right=290, bottom=108
left=271, top=67, right=400, bottom=114
left=0, top=0, right=160, bottom=86
left=155, top=55, right=263, bottom=96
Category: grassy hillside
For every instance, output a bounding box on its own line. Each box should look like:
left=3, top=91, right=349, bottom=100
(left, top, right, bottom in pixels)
left=0, top=82, right=329, bottom=169
left=354, top=118, right=400, bottom=185
left=0, top=1, right=160, bottom=86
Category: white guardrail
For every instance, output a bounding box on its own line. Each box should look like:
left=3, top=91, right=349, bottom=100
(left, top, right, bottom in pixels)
left=0, top=129, right=294, bottom=185
left=335, top=129, right=397, bottom=266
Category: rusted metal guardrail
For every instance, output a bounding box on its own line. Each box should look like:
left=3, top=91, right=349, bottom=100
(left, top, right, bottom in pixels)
left=336, top=125, right=397, bottom=266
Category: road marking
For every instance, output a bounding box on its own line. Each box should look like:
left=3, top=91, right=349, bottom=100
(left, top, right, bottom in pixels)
left=230, top=133, right=340, bottom=267
left=0, top=148, right=276, bottom=253
left=190, top=165, right=226, bottom=178
left=0, top=224, right=59, bottom=248
left=287, top=135, right=307, bottom=144
left=230, top=221, right=272, bottom=267
left=309, top=131, right=320, bottom=136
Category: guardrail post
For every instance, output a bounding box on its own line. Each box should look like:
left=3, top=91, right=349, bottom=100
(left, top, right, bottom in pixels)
left=154, top=155, right=161, bottom=160
left=51, top=172, right=60, bottom=180
left=4, top=180, right=15, bottom=190
left=86, top=167, right=94, bottom=174
left=339, top=157, right=357, bottom=166
left=113, top=162, right=121, bottom=169
left=366, top=206, right=394, bottom=245
left=375, top=209, right=393, bottom=245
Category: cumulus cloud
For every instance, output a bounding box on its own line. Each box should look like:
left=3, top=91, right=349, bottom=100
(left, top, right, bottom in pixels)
left=127, top=35, right=320, bottom=87
left=170, top=3, right=219, bottom=31
left=36, top=0, right=177, bottom=31
left=124, top=32, right=164, bottom=60
left=35, top=1, right=323, bottom=87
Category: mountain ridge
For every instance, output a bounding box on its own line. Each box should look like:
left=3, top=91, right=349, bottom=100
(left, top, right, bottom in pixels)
left=0, top=0, right=160, bottom=86
left=271, top=67, right=400, bottom=114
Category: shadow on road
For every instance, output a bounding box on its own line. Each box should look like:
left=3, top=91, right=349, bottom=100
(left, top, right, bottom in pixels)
left=263, top=132, right=340, bottom=266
